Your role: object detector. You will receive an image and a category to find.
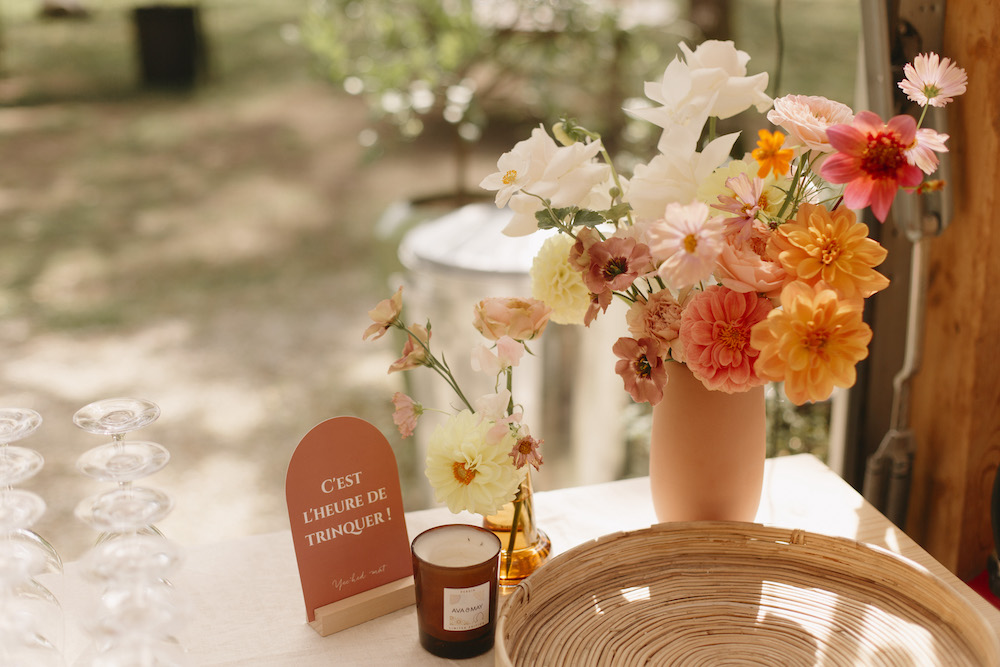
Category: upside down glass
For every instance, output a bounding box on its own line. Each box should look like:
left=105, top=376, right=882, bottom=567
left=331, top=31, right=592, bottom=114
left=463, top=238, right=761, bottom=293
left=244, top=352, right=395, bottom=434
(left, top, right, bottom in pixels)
left=411, top=525, right=501, bottom=659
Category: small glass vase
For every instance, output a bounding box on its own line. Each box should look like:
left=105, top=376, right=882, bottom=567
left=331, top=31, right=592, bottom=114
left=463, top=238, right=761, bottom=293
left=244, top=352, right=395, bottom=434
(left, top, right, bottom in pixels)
left=482, top=470, right=550, bottom=590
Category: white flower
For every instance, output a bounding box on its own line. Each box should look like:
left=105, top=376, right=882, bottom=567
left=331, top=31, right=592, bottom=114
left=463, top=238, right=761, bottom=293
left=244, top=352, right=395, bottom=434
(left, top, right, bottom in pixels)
left=628, top=40, right=770, bottom=144
left=627, top=132, right=740, bottom=222
left=678, top=40, right=772, bottom=118
left=424, top=410, right=522, bottom=516
left=906, top=127, right=949, bottom=174
left=501, top=137, right=610, bottom=236
left=647, top=201, right=725, bottom=289
left=479, top=126, right=554, bottom=207
left=474, top=390, right=514, bottom=422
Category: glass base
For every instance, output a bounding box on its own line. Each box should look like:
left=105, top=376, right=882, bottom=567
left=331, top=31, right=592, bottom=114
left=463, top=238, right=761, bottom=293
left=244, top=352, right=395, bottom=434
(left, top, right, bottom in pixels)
left=482, top=524, right=551, bottom=590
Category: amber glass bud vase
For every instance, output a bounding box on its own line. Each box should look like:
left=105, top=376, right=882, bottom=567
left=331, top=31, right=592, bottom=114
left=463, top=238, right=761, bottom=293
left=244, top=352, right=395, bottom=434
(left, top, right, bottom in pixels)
left=482, top=469, right=551, bottom=589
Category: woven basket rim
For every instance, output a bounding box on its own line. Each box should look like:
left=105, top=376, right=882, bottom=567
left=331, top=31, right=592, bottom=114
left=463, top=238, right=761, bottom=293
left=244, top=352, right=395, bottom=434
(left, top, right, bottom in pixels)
left=495, top=521, right=1000, bottom=667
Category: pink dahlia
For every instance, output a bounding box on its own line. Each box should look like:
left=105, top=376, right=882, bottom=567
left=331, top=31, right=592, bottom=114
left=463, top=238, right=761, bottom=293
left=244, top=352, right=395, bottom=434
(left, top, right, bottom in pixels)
left=678, top=285, right=773, bottom=393
left=819, top=111, right=923, bottom=222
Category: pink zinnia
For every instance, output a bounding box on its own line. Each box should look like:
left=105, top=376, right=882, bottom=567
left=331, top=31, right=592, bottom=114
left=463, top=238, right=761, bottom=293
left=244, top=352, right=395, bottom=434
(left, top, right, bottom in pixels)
left=678, top=285, right=773, bottom=393
left=613, top=336, right=667, bottom=405
left=819, top=111, right=923, bottom=222
left=391, top=392, right=422, bottom=438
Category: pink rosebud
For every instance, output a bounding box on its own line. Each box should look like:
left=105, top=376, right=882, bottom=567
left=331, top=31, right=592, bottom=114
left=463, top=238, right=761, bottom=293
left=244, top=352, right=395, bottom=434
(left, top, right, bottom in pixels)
left=363, top=286, right=403, bottom=341
left=472, top=297, right=552, bottom=342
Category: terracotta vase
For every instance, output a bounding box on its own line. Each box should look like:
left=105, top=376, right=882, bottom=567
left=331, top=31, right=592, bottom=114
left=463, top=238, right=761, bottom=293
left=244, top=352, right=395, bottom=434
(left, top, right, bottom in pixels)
left=482, top=470, right=550, bottom=589
left=648, top=362, right=766, bottom=523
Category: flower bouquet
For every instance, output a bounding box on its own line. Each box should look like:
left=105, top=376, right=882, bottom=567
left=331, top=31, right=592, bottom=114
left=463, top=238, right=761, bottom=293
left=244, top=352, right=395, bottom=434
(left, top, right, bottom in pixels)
left=364, top=288, right=553, bottom=583
left=480, top=41, right=966, bottom=408
left=477, top=41, right=966, bottom=522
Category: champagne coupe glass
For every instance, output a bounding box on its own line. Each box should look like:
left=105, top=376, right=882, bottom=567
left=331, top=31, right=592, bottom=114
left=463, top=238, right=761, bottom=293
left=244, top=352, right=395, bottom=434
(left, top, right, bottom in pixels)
left=72, top=398, right=187, bottom=666
left=73, top=398, right=170, bottom=541
left=0, top=409, right=64, bottom=663
left=0, top=408, right=62, bottom=575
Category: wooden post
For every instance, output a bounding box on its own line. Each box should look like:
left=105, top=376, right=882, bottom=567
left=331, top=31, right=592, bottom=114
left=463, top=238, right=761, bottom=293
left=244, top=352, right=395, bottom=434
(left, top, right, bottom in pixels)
left=906, top=0, right=1000, bottom=580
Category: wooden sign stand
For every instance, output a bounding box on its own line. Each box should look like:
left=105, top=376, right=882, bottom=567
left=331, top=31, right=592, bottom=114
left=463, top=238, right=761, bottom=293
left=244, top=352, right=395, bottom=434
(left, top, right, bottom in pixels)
left=286, top=417, right=415, bottom=636
left=309, top=576, right=415, bottom=636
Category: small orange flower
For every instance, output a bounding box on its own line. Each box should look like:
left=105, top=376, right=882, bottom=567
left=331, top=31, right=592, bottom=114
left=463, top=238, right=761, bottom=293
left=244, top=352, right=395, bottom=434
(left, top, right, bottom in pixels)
left=751, top=129, right=794, bottom=178
left=750, top=281, right=872, bottom=405
left=768, top=203, right=889, bottom=299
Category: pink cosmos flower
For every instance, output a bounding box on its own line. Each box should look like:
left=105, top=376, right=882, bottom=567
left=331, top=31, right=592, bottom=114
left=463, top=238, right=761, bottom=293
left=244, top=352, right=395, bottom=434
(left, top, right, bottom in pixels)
left=906, top=127, right=949, bottom=175
left=510, top=433, right=544, bottom=471
left=766, top=95, right=855, bottom=153
left=613, top=336, right=668, bottom=405
left=678, top=285, right=773, bottom=393
left=713, top=173, right=763, bottom=243
left=391, top=392, right=422, bottom=438
left=472, top=297, right=552, bottom=341
left=581, top=236, right=652, bottom=295
left=819, top=111, right=923, bottom=222
left=388, top=323, right=430, bottom=373
left=647, top=201, right=725, bottom=289
left=626, top=289, right=685, bottom=355
left=898, top=53, right=967, bottom=108
left=363, top=286, right=403, bottom=341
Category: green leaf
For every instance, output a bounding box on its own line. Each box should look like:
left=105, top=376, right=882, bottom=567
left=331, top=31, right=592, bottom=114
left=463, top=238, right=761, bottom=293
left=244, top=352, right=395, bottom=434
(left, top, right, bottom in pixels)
left=572, top=209, right=605, bottom=227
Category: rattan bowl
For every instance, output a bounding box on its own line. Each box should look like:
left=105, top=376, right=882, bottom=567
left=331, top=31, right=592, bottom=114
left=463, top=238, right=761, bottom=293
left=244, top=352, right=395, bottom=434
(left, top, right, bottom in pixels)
left=495, top=522, right=1000, bottom=666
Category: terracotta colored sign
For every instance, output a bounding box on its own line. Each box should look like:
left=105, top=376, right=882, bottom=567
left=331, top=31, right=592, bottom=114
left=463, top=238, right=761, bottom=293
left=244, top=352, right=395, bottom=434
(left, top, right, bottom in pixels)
left=286, top=417, right=413, bottom=624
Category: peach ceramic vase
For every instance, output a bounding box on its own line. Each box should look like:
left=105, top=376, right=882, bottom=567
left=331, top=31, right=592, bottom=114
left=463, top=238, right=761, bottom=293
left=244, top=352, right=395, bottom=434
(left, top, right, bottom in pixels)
left=648, top=361, right=766, bottom=523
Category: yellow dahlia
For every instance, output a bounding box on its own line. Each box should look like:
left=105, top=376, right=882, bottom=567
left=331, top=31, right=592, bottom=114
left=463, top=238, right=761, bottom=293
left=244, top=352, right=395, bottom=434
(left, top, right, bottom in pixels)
left=530, top=233, right=591, bottom=325
left=769, top=203, right=889, bottom=299
left=750, top=281, right=872, bottom=405
left=424, top=410, right=522, bottom=516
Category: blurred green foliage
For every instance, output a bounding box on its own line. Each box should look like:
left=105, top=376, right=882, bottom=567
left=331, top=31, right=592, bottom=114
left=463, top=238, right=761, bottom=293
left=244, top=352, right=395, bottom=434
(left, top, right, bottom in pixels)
left=301, top=0, right=698, bottom=149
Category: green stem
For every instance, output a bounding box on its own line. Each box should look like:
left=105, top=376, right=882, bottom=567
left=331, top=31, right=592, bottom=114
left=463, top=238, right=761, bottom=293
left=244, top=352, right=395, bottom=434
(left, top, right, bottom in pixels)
left=505, top=495, right=522, bottom=578
left=399, top=323, right=474, bottom=412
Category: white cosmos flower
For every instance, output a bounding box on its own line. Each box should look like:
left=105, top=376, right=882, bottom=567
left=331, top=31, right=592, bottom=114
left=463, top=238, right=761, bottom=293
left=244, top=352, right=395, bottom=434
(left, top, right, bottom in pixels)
left=479, top=125, right=554, bottom=207
left=500, top=136, right=610, bottom=236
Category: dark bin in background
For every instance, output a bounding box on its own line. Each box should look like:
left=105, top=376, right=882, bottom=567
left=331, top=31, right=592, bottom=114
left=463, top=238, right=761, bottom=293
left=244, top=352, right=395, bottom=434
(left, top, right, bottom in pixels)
left=132, top=4, right=207, bottom=88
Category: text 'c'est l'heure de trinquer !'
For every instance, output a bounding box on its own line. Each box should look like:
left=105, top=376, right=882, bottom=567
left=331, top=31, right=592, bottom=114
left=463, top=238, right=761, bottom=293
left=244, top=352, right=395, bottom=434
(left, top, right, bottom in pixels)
left=285, top=416, right=414, bottom=636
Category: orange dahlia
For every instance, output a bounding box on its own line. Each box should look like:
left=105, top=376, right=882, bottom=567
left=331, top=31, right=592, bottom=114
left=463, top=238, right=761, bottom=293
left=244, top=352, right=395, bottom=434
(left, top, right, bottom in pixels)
left=750, top=281, right=872, bottom=405
left=768, top=203, right=889, bottom=299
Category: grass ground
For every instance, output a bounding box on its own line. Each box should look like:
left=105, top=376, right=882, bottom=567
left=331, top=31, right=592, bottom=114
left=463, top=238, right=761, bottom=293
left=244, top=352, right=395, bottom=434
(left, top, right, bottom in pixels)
left=0, top=0, right=858, bottom=560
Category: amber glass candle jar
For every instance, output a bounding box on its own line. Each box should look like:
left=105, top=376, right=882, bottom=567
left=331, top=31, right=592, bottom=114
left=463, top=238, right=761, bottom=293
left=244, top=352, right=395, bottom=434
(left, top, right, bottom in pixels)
left=411, top=524, right=502, bottom=658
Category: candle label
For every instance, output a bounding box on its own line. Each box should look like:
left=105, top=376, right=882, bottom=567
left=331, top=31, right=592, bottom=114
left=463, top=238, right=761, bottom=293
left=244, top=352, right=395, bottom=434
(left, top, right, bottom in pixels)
left=443, top=582, right=490, bottom=631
